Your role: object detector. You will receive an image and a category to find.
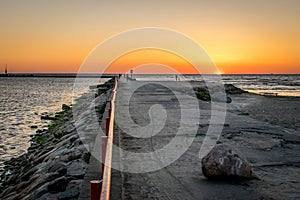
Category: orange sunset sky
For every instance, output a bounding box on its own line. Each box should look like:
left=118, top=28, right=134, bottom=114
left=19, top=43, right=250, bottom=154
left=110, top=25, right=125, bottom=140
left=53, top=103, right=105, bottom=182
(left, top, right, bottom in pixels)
left=0, top=0, right=299, bottom=74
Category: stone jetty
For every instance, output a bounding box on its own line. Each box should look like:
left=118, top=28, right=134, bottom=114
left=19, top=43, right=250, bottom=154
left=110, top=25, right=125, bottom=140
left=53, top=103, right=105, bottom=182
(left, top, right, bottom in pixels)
left=0, top=79, right=115, bottom=199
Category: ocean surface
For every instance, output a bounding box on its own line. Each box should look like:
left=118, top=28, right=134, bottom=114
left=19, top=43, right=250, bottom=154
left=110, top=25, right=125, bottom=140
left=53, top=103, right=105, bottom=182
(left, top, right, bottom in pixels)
left=134, top=74, right=300, bottom=97
left=0, top=77, right=104, bottom=170
left=0, top=75, right=299, bottom=169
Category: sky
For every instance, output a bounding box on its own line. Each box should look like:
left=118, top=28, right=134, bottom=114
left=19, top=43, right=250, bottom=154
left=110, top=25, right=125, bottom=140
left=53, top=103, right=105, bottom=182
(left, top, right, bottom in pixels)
left=0, top=0, right=299, bottom=74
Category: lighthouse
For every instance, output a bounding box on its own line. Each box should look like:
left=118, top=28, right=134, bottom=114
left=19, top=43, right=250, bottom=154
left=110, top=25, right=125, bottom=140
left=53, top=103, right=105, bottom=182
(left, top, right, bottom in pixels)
left=5, top=64, right=8, bottom=74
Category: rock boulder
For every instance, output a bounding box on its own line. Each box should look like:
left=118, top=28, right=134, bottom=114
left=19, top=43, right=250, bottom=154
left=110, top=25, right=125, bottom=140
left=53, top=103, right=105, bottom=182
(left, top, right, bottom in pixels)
left=62, top=104, right=71, bottom=111
left=201, top=144, right=253, bottom=179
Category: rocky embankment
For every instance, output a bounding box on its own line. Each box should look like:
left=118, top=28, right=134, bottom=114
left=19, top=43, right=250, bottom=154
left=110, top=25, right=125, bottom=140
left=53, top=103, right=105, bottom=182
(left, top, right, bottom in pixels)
left=0, top=78, right=115, bottom=200
left=193, top=83, right=247, bottom=103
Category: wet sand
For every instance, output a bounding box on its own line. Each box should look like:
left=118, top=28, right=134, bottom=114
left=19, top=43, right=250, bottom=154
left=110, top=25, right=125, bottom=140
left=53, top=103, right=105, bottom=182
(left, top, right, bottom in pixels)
left=110, top=79, right=300, bottom=200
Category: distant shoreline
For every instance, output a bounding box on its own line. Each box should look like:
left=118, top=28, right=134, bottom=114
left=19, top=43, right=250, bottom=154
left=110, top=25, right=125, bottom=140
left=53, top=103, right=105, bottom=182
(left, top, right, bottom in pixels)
left=0, top=73, right=299, bottom=78
left=0, top=74, right=116, bottom=78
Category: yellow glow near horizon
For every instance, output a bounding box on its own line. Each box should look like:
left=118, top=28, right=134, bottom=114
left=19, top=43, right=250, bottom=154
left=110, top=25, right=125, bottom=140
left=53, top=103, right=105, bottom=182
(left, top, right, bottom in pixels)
left=106, top=49, right=199, bottom=74
left=0, top=1, right=299, bottom=74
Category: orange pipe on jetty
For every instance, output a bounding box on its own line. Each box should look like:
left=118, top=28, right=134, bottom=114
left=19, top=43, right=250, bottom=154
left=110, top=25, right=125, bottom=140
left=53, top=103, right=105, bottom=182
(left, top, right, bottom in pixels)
left=100, top=77, right=118, bottom=200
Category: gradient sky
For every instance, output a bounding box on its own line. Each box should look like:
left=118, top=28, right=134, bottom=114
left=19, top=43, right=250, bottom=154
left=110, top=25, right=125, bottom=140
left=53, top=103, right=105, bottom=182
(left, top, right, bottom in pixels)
left=0, top=0, right=299, bottom=74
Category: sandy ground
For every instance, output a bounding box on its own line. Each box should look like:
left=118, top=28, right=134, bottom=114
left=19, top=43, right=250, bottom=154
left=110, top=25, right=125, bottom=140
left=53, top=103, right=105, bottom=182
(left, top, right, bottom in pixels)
left=239, top=94, right=300, bottom=131
left=110, top=79, right=300, bottom=200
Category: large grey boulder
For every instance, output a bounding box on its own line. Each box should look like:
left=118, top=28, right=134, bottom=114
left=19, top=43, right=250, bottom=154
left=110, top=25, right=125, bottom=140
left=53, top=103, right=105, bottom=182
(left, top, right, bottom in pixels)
left=201, top=144, right=253, bottom=179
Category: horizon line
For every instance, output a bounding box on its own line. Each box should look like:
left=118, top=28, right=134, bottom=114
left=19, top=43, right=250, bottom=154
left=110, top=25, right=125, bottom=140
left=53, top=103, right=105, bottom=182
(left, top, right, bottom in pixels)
left=1, top=72, right=300, bottom=76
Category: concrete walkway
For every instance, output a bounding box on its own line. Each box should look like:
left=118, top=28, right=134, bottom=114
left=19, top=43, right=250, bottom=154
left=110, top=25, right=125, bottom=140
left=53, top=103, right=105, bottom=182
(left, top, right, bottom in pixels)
left=110, top=78, right=278, bottom=200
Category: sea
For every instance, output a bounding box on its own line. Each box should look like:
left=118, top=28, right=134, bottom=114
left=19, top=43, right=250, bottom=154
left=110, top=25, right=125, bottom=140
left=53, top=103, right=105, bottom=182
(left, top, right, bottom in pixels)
left=0, top=74, right=299, bottom=169
left=134, top=74, right=300, bottom=97
left=0, top=77, right=103, bottom=170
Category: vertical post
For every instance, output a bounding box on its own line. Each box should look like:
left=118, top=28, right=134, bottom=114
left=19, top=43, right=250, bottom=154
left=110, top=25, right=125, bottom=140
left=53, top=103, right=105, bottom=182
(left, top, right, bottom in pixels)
left=90, top=180, right=102, bottom=200
left=106, top=117, right=110, bottom=136
left=102, top=136, right=108, bottom=176
left=108, top=92, right=114, bottom=117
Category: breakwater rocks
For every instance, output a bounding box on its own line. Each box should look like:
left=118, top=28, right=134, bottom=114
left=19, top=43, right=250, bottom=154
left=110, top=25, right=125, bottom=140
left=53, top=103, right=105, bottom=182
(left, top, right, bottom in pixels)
left=0, top=78, right=114, bottom=200
left=193, top=83, right=247, bottom=103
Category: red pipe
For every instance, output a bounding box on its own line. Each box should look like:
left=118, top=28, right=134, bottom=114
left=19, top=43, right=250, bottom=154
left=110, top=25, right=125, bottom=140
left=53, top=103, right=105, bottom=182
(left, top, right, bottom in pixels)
left=105, top=117, right=110, bottom=136
left=90, top=180, right=102, bottom=200
left=108, top=108, right=111, bottom=118
left=102, top=136, right=108, bottom=176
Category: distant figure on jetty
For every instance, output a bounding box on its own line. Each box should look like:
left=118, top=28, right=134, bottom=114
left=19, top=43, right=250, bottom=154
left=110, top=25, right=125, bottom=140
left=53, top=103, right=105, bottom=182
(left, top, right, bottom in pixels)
left=3, top=64, right=8, bottom=76
left=130, top=69, right=133, bottom=79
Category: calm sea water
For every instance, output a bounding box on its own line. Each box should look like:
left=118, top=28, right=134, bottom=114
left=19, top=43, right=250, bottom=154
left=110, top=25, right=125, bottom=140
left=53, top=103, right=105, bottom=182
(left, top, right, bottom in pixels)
left=0, top=75, right=299, bottom=169
left=0, top=77, right=102, bottom=169
left=134, top=74, right=300, bottom=97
